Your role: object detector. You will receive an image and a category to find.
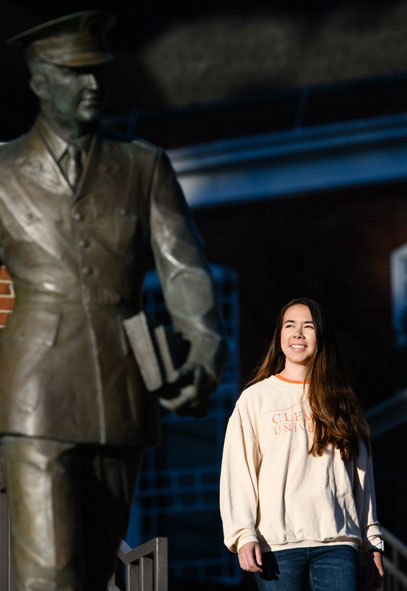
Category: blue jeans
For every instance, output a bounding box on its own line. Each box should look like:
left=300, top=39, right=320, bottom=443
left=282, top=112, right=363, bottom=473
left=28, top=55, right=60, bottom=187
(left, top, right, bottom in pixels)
left=255, top=545, right=358, bottom=591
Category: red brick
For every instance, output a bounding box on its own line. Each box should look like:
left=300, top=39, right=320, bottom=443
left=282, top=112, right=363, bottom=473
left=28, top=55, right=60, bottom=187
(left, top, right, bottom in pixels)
left=0, top=312, right=10, bottom=327
left=0, top=297, right=15, bottom=311
left=0, top=266, right=11, bottom=281
left=0, top=282, right=12, bottom=295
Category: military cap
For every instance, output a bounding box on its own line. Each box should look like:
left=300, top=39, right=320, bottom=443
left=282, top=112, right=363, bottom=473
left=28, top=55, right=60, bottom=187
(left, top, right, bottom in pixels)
left=7, top=10, right=116, bottom=67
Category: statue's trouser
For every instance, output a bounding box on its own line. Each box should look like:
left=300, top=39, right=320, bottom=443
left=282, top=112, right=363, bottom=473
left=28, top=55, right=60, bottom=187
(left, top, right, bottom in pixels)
left=1, top=436, right=144, bottom=591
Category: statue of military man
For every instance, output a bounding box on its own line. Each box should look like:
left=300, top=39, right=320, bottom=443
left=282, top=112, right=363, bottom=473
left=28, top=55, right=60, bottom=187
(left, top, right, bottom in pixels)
left=0, top=10, right=227, bottom=590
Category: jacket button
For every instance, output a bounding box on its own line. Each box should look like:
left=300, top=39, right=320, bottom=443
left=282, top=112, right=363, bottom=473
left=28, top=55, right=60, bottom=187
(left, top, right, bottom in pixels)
left=72, top=212, right=84, bottom=221
left=119, top=208, right=129, bottom=216
left=82, top=266, right=93, bottom=276
left=78, top=239, right=90, bottom=248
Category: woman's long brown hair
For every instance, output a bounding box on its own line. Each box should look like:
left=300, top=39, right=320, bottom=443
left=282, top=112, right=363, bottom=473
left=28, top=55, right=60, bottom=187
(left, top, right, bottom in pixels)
left=247, top=298, right=371, bottom=461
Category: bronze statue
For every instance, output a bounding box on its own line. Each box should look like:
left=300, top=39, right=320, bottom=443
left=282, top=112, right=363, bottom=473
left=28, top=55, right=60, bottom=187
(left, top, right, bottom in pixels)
left=0, top=10, right=227, bottom=590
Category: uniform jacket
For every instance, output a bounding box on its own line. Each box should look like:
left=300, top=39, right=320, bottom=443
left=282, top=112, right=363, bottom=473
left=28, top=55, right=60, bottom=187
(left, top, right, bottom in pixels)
left=0, top=117, right=226, bottom=446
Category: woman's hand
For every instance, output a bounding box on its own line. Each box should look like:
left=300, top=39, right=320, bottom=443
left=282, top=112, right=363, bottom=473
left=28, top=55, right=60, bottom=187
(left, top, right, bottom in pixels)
left=238, top=542, right=263, bottom=573
left=361, top=551, right=384, bottom=591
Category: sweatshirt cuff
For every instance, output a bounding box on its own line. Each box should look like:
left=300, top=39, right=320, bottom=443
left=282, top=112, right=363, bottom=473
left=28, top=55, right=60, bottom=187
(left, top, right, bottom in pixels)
left=236, top=534, right=259, bottom=553
left=362, top=525, right=384, bottom=552
left=366, top=537, right=384, bottom=552
left=362, top=521, right=384, bottom=552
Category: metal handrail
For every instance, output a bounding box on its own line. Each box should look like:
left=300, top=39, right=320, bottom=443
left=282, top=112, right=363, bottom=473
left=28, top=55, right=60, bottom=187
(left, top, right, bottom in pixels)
left=366, top=390, right=407, bottom=439
left=109, top=537, right=168, bottom=591
left=382, top=527, right=407, bottom=590
left=382, top=527, right=407, bottom=557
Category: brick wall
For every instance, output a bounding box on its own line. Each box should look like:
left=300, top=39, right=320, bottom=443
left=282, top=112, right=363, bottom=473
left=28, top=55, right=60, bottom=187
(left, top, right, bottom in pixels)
left=0, top=267, right=14, bottom=328
left=194, top=180, right=407, bottom=405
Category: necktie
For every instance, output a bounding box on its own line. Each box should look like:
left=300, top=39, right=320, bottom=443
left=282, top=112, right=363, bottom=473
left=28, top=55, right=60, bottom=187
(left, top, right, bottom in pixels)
left=65, top=144, right=82, bottom=189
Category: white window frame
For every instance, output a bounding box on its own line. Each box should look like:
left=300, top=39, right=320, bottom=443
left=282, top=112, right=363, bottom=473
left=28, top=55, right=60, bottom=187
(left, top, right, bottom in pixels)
left=391, top=242, right=407, bottom=347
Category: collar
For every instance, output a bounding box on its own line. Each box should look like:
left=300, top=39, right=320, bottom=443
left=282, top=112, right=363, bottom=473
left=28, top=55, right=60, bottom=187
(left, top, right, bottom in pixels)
left=37, top=116, right=92, bottom=161
left=275, top=373, right=310, bottom=385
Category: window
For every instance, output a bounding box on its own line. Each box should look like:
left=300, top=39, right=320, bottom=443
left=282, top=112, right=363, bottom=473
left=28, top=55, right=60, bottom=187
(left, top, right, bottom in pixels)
left=391, top=242, right=407, bottom=347
left=127, top=264, right=241, bottom=586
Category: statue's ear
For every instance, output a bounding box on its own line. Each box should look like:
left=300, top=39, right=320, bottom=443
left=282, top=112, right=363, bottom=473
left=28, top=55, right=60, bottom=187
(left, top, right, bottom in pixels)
left=29, top=74, right=48, bottom=100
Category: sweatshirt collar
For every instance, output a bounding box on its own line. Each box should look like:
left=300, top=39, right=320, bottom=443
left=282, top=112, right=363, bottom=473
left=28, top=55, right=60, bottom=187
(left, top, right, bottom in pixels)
left=275, top=373, right=310, bottom=385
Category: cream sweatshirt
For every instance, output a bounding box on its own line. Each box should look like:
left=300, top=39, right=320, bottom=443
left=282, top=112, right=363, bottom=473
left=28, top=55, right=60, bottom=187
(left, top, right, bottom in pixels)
left=220, top=374, right=383, bottom=554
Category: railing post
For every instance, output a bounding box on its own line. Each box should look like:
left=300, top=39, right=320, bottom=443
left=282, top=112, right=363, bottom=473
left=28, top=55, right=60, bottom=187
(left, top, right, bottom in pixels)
left=154, top=538, right=168, bottom=591
left=133, top=555, right=153, bottom=591
left=116, top=537, right=168, bottom=591
left=108, top=538, right=168, bottom=591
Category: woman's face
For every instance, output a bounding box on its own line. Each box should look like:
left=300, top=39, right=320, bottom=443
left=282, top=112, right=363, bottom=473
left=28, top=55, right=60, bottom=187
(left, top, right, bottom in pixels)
left=280, top=304, right=317, bottom=368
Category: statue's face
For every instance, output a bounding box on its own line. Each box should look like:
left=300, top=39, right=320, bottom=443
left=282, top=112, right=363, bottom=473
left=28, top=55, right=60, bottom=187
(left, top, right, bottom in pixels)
left=32, top=63, right=106, bottom=129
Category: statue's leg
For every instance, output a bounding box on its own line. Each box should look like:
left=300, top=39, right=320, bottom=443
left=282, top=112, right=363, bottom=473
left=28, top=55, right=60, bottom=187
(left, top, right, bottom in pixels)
left=2, top=436, right=144, bottom=591
left=2, top=435, right=83, bottom=591
left=80, top=444, right=144, bottom=590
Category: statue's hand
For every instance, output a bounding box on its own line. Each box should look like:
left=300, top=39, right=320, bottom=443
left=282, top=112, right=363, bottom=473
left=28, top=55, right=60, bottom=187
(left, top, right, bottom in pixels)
left=159, top=362, right=217, bottom=417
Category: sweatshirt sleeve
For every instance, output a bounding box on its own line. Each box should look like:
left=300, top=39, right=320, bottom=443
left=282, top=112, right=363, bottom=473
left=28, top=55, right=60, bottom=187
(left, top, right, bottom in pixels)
left=353, top=440, right=384, bottom=551
left=220, top=397, right=262, bottom=553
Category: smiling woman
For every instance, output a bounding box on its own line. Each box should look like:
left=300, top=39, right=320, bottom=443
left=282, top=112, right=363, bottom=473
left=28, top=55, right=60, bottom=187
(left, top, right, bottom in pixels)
left=279, top=304, right=317, bottom=379
left=220, top=298, right=385, bottom=591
